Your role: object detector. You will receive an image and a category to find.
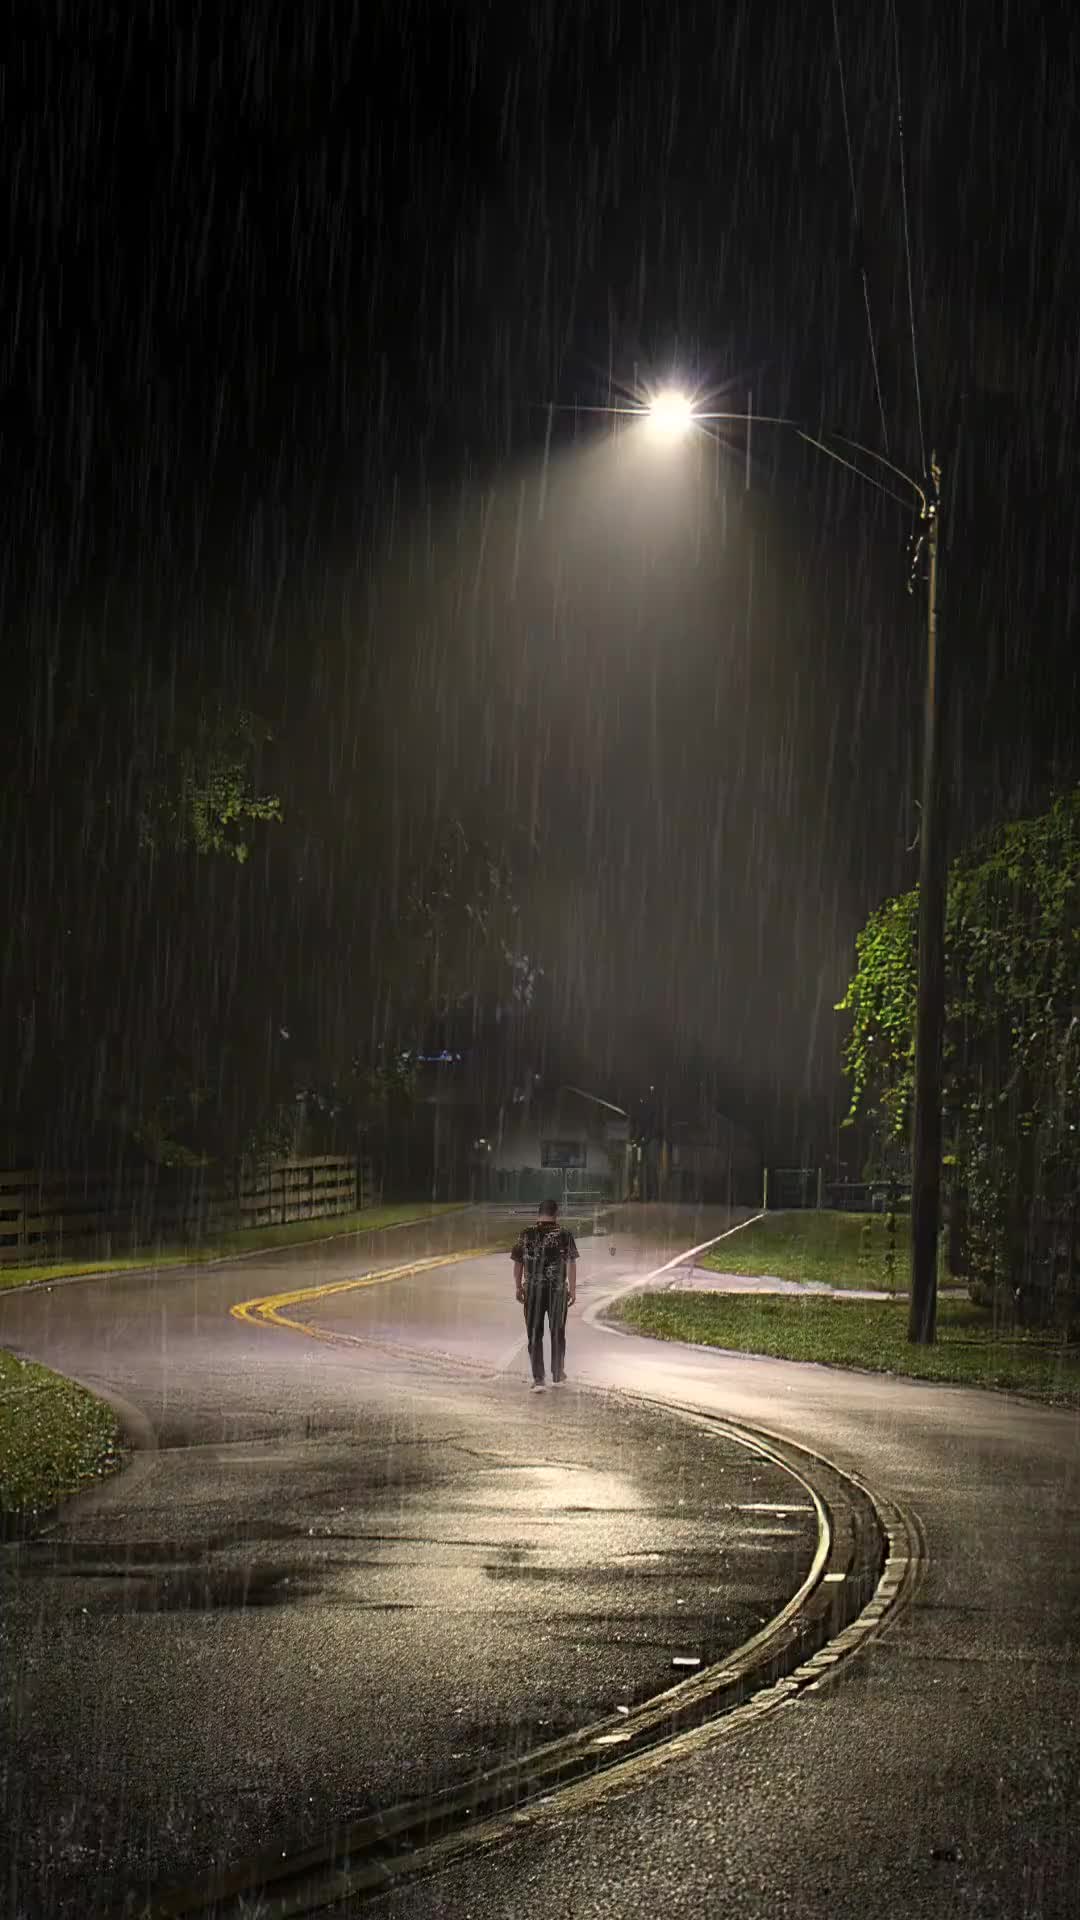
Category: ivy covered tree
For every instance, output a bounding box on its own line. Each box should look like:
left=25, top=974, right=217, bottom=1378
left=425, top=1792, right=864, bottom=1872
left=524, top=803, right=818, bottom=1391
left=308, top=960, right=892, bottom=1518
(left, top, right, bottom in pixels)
left=837, top=790, right=1080, bottom=1325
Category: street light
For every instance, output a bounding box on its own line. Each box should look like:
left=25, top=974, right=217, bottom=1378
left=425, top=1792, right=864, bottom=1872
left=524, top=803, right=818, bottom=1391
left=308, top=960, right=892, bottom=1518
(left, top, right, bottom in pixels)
left=574, top=389, right=946, bottom=1343
left=647, top=390, right=696, bottom=441
left=696, top=411, right=946, bottom=1345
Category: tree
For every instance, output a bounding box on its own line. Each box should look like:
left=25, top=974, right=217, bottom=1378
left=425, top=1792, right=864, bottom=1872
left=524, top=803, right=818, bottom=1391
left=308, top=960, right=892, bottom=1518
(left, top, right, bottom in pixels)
left=290, top=819, right=542, bottom=1187
left=101, top=694, right=288, bottom=1167
left=1, top=659, right=291, bottom=1171
left=400, top=818, right=540, bottom=1029
left=837, top=791, right=1080, bottom=1325
left=137, top=702, right=282, bottom=863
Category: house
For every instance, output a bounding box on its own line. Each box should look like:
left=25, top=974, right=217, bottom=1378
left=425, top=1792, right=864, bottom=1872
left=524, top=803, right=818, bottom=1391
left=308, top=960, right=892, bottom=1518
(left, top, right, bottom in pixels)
left=483, top=1083, right=630, bottom=1204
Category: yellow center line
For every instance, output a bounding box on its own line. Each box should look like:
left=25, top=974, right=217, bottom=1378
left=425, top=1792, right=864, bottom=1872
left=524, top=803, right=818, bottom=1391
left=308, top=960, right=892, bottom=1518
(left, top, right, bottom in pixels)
left=229, top=1246, right=496, bottom=1337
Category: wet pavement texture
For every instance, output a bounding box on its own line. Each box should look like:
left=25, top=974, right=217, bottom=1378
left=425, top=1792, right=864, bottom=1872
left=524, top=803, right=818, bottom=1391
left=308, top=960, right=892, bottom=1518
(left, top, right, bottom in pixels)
left=0, top=1207, right=816, bottom=1917
left=3, top=1201, right=1079, bottom=1919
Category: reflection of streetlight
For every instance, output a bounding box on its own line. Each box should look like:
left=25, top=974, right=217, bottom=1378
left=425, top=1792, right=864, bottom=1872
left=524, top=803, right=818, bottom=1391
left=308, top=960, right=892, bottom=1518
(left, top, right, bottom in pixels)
left=647, top=389, right=696, bottom=441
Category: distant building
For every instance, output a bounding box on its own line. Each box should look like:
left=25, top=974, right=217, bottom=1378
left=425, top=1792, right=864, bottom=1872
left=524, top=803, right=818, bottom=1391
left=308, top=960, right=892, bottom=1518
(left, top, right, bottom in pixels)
left=484, top=1084, right=630, bottom=1204
left=403, top=1045, right=762, bottom=1209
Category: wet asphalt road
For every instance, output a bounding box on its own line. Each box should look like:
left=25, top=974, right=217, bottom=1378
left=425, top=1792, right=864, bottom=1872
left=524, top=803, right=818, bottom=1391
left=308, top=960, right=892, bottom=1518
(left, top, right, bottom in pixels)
left=2, top=1202, right=1080, bottom=1918
left=369, top=1223, right=1080, bottom=1920
left=0, top=1205, right=819, bottom=1916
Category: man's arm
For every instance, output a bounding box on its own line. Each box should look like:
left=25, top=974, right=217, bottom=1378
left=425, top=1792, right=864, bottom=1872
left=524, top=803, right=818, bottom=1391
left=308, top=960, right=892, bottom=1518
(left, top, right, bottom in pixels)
left=567, top=1257, right=577, bottom=1306
left=512, top=1245, right=525, bottom=1302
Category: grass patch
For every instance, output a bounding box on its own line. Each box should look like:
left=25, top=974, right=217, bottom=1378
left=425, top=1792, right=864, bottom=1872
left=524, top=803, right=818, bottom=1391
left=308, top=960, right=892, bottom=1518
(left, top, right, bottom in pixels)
left=0, top=1348, right=122, bottom=1521
left=609, top=1290, right=1080, bottom=1407
left=701, top=1209, right=944, bottom=1293
left=0, top=1202, right=470, bottom=1292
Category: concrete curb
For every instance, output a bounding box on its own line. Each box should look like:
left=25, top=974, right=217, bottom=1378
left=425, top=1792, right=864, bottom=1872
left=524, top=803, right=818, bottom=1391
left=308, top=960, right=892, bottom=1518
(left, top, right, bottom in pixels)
left=0, top=1373, right=159, bottom=1549
left=142, top=1409, right=920, bottom=1920
left=596, top=1294, right=1080, bottom=1412
left=580, top=1211, right=764, bottom=1338
left=665, top=1267, right=972, bottom=1300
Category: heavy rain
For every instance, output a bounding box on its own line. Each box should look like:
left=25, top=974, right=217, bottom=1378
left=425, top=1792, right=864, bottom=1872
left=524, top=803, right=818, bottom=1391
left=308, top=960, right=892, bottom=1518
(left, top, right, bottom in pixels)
left=2, top=4, right=1079, bottom=1917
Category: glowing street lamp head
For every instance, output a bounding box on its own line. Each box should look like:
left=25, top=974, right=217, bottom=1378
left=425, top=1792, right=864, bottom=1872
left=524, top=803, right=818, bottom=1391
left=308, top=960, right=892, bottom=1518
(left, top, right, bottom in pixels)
left=647, top=389, right=695, bottom=440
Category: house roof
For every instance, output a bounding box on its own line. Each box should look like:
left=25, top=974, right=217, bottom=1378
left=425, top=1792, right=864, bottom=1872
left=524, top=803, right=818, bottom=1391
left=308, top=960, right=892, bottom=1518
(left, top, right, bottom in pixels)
left=560, top=1085, right=628, bottom=1118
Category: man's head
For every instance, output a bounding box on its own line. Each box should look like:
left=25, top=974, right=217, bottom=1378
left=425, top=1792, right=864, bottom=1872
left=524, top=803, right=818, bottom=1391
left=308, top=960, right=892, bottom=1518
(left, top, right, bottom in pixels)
left=538, top=1198, right=559, bottom=1221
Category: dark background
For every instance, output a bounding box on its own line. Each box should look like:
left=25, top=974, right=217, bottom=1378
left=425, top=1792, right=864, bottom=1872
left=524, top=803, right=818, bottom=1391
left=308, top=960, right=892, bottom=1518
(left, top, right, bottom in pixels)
left=4, top=0, right=1079, bottom=1168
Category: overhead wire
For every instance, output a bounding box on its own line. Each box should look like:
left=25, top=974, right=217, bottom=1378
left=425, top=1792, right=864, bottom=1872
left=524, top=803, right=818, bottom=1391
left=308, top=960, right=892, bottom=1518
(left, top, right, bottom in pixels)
left=825, top=430, right=927, bottom=510
left=794, top=428, right=915, bottom=510
left=695, top=417, right=915, bottom=511
left=891, top=0, right=927, bottom=477
left=830, top=0, right=891, bottom=453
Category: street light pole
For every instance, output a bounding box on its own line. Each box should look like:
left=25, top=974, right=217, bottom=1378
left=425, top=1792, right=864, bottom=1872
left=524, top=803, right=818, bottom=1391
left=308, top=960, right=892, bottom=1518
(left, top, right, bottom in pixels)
left=908, top=455, right=946, bottom=1344
left=591, top=393, right=950, bottom=1340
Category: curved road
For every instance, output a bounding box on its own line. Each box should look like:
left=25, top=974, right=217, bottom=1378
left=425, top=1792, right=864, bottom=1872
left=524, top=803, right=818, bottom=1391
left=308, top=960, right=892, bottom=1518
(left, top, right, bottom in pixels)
left=2, top=1204, right=1080, bottom=1917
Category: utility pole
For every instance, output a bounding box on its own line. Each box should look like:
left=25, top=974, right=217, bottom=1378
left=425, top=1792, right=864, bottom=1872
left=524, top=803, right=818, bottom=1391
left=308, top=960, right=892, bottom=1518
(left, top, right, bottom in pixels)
left=576, top=387, right=951, bottom=1333
left=908, top=455, right=946, bottom=1345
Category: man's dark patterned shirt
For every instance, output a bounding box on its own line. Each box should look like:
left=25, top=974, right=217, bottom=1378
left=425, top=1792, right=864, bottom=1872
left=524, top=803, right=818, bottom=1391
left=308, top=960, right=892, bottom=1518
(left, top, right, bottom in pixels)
left=511, top=1224, right=579, bottom=1290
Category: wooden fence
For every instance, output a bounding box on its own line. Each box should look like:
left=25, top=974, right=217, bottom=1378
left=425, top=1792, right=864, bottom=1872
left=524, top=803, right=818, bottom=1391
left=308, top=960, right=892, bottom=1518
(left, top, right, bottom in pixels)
left=235, top=1157, right=361, bottom=1230
left=0, top=1155, right=375, bottom=1267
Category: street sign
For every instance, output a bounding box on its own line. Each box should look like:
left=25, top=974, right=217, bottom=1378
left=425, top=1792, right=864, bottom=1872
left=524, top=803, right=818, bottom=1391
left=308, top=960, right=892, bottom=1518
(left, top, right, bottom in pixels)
left=540, top=1139, right=587, bottom=1169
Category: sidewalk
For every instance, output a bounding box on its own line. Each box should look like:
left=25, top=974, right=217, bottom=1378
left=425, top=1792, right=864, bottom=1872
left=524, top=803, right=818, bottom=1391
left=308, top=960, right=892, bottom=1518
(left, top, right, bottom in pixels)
left=653, top=1265, right=969, bottom=1302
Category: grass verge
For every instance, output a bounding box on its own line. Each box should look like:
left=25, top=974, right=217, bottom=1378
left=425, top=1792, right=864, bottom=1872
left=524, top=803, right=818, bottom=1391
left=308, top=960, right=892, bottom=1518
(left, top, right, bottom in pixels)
left=0, top=1348, right=122, bottom=1523
left=0, top=1202, right=470, bottom=1292
left=608, top=1290, right=1080, bottom=1408
left=701, top=1209, right=944, bottom=1292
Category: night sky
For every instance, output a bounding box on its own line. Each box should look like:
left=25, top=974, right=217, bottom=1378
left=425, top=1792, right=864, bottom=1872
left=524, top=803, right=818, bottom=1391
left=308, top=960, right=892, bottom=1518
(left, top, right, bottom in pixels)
left=5, top=1, right=1080, bottom=1166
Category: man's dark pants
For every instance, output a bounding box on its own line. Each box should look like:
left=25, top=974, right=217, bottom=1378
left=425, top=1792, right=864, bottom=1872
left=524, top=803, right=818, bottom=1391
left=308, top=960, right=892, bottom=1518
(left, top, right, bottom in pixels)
left=524, top=1277, right=568, bottom=1384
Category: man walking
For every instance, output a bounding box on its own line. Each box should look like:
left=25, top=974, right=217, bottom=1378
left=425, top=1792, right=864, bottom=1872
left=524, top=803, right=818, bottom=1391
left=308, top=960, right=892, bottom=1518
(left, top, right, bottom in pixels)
left=512, top=1199, right=579, bottom=1391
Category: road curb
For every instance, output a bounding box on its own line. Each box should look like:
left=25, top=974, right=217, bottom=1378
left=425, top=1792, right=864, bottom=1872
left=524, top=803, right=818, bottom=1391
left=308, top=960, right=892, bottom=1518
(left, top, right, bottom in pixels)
left=140, top=1409, right=920, bottom=1920
left=580, top=1212, right=763, bottom=1336
left=0, top=1373, right=159, bottom=1549
left=0, top=1206, right=480, bottom=1299
left=597, top=1300, right=1080, bottom=1412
